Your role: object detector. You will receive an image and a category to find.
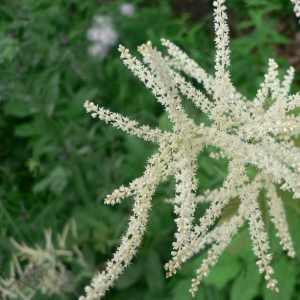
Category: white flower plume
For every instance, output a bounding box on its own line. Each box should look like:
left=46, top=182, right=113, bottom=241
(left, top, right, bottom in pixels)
left=80, top=0, right=300, bottom=299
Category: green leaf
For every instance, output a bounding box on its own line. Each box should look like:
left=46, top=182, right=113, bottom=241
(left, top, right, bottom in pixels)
left=199, top=155, right=216, bottom=177
left=145, top=249, right=164, bottom=293
left=14, top=121, right=38, bottom=137
left=76, top=145, right=91, bottom=155
left=44, top=73, right=60, bottom=112
left=172, top=279, right=203, bottom=300
left=32, top=135, right=57, bottom=158
left=69, top=88, right=99, bottom=118
left=277, top=188, right=300, bottom=259
left=284, top=204, right=300, bottom=259
left=120, top=135, right=154, bottom=179
left=226, top=227, right=253, bottom=259
left=33, top=166, right=71, bottom=195
left=231, top=262, right=262, bottom=300
left=4, top=96, right=40, bottom=118
left=116, top=258, right=144, bottom=290
left=158, top=112, right=172, bottom=132
left=280, top=191, right=300, bottom=215
left=263, top=258, right=297, bottom=300
left=202, top=252, right=241, bottom=289
left=218, top=197, right=240, bottom=224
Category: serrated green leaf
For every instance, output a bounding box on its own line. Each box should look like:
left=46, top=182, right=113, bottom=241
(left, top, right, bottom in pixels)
left=202, top=252, right=241, bottom=289
left=231, top=262, right=262, bottom=300
left=263, top=258, right=296, bottom=300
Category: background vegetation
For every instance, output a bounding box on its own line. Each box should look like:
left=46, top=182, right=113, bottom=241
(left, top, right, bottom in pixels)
left=1, top=0, right=300, bottom=299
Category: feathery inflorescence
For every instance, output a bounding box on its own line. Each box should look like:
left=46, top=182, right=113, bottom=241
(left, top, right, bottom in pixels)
left=80, top=0, right=300, bottom=299
left=1, top=220, right=83, bottom=299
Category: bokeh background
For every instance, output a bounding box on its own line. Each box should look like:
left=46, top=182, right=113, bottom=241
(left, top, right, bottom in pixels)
left=1, top=0, right=300, bottom=299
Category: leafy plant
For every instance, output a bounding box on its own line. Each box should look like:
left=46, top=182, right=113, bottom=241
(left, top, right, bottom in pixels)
left=1, top=0, right=300, bottom=299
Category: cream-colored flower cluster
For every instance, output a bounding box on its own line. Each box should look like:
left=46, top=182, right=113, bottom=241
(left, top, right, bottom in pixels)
left=291, top=0, right=300, bottom=19
left=81, top=0, right=300, bottom=299
left=1, top=220, right=83, bottom=300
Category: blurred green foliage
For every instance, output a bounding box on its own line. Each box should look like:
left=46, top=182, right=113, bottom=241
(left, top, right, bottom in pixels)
left=0, top=0, right=300, bottom=299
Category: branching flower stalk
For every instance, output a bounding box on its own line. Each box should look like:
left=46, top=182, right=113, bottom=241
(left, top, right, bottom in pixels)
left=1, top=220, right=83, bottom=300
left=81, top=0, right=300, bottom=299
